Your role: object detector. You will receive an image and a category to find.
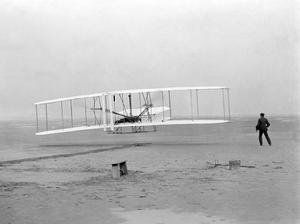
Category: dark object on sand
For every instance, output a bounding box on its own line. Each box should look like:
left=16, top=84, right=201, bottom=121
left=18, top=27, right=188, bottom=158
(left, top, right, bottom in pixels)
left=228, top=160, right=241, bottom=170
left=240, top=165, right=256, bottom=168
left=112, top=161, right=128, bottom=179
left=274, top=166, right=283, bottom=169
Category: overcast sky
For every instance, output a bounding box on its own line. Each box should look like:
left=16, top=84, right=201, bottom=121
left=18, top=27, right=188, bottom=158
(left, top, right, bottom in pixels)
left=0, top=0, right=299, bottom=119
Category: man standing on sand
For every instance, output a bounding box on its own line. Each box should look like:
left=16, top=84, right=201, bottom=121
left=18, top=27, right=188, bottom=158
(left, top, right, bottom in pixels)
left=256, top=113, right=272, bottom=146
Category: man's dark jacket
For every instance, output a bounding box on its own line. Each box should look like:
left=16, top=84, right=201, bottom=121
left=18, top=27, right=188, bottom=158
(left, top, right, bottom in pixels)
left=256, top=117, right=270, bottom=131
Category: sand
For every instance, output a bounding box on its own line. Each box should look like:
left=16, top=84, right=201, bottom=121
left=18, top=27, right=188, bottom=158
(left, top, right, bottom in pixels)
left=0, top=117, right=299, bottom=223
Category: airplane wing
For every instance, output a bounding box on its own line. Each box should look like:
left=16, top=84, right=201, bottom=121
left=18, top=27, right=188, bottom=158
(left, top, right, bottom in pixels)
left=34, top=86, right=230, bottom=135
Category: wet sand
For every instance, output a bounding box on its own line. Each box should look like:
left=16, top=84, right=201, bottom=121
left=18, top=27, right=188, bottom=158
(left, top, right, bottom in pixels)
left=0, top=117, right=299, bottom=223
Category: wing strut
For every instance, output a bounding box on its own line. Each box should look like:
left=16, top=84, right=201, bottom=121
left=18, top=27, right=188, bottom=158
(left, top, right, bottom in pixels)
left=168, top=90, right=172, bottom=120
left=35, top=105, right=39, bottom=132
left=128, top=93, right=132, bottom=117
left=101, top=95, right=107, bottom=131
left=196, top=89, right=199, bottom=118
left=70, top=100, right=73, bottom=127
left=61, top=101, right=64, bottom=128
left=222, top=89, right=225, bottom=120
left=161, top=91, right=165, bottom=122
left=119, top=94, right=128, bottom=116
left=84, top=98, right=88, bottom=126
left=227, top=89, right=231, bottom=120
left=190, top=90, right=193, bottom=120
left=45, top=104, right=48, bottom=131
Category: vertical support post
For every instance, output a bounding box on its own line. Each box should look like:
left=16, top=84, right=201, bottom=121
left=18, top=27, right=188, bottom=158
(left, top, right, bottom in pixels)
left=113, top=95, right=116, bottom=121
left=147, top=92, right=153, bottom=117
left=35, top=105, right=39, bottom=133
left=227, top=89, right=231, bottom=120
left=128, top=93, right=132, bottom=117
left=121, top=94, right=125, bottom=115
left=60, top=101, right=64, bottom=128
left=102, top=95, right=107, bottom=131
left=161, top=91, right=165, bottom=122
left=98, top=97, right=102, bottom=124
left=109, top=94, right=114, bottom=131
left=84, top=98, right=88, bottom=126
left=139, top=93, right=142, bottom=115
left=93, top=97, right=96, bottom=125
left=168, top=90, right=171, bottom=120
left=70, top=100, right=73, bottom=127
left=190, top=90, right=193, bottom=120
left=222, top=89, right=225, bottom=120
left=45, top=104, right=48, bottom=131
left=196, top=89, right=199, bottom=119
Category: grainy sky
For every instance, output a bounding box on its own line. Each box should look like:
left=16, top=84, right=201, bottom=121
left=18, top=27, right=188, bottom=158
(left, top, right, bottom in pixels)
left=0, top=0, right=299, bottom=119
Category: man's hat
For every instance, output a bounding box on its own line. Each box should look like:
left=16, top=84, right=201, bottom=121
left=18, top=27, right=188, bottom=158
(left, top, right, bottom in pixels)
left=260, top=113, right=265, bottom=116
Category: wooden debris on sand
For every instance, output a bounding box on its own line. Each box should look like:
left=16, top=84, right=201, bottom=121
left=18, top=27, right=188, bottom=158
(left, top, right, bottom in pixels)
left=205, top=160, right=255, bottom=170
left=112, top=161, right=128, bottom=179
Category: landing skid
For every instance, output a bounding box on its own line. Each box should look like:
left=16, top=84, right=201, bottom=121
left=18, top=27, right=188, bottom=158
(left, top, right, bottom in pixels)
left=110, top=125, right=157, bottom=134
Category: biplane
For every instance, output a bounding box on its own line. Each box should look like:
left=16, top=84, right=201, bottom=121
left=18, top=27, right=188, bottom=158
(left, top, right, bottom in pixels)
left=34, top=87, right=231, bottom=135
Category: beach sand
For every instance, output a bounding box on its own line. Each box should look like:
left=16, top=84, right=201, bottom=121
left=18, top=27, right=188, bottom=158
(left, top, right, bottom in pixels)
left=0, top=116, right=299, bottom=223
